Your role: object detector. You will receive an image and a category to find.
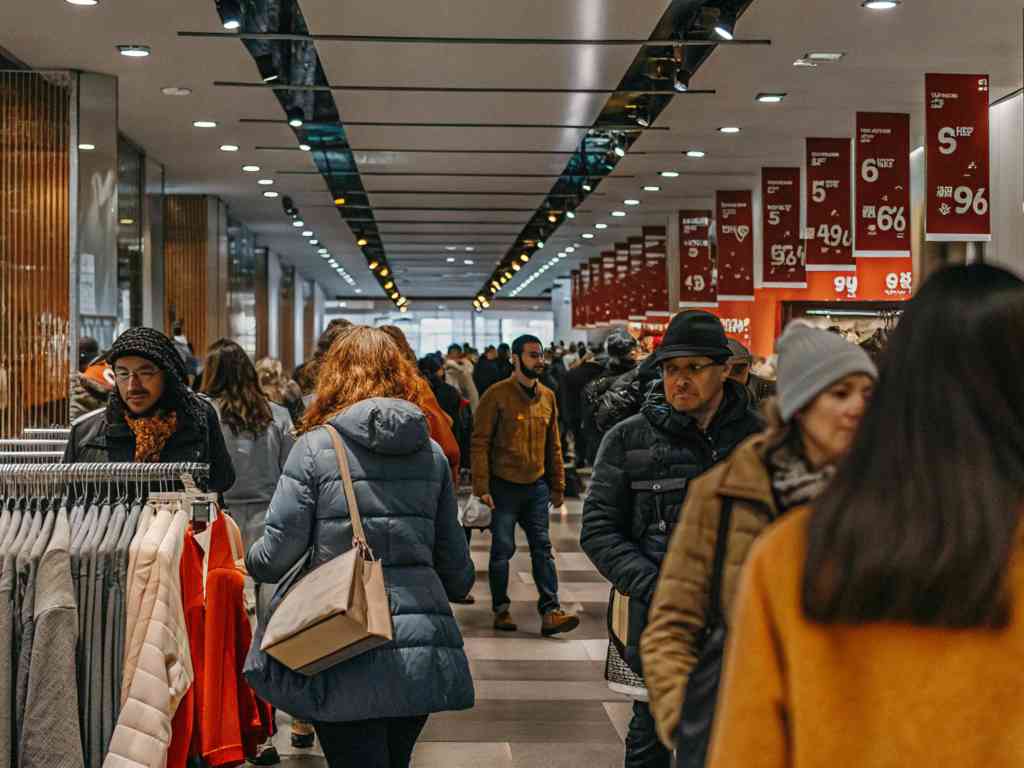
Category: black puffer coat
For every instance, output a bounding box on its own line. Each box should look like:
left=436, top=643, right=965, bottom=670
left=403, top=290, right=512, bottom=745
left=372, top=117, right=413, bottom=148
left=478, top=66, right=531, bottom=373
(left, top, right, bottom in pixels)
left=580, top=357, right=637, bottom=464
left=594, top=354, right=662, bottom=435
left=580, top=380, right=762, bottom=675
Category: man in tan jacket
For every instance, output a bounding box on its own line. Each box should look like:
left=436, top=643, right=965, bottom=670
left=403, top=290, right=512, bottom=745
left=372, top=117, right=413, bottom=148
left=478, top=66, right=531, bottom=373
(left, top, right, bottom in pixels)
left=471, top=334, right=578, bottom=637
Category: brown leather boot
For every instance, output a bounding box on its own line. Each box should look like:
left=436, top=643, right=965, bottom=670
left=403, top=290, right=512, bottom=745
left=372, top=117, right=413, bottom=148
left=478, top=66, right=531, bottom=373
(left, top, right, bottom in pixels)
left=493, top=610, right=518, bottom=632
left=542, top=608, right=580, bottom=637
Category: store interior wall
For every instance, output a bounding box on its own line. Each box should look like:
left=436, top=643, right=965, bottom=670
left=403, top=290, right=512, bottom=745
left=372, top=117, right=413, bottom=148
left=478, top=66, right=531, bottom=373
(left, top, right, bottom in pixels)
left=989, top=92, right=1024, bottom=277
left=267, top=250, right=281, bottom=360
left=551, top=281, right=587, bottom=346
left=314, top=283, right=326, bottom=342
left=292, top=272, right=305, bottom=366
left=142, top=157, right=165, bottom=333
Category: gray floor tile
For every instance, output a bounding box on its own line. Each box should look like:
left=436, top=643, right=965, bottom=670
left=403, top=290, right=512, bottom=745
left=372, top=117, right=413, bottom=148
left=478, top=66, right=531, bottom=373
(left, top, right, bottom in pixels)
left=511, top=742, right=627, bottom=768
left=412, top=741, right=513, bottom=768
left=475, top=680, right=628, bottom=702
left=421, top=701, right=623, bottom=744
left=603, top=702, right=634, bottom=743
left=469, top=659, right=606, bottom=682
left=463, top=637, right=593, bottom=661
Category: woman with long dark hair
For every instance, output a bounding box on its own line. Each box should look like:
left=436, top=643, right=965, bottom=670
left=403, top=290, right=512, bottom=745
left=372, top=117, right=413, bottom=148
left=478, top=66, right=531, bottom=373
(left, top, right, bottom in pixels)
left=246, top=327, right=474, bottom=768
left=708, top=264, right=1024, bottom=768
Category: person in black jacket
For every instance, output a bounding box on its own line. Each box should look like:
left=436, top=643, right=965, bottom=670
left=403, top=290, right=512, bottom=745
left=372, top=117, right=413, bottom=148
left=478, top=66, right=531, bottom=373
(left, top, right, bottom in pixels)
left=562, top=345, right=607, bottom=468
left=473, top=346, right=502, bottom=396
left=63, top=327, right=236, bottom=495
left=593, top=354, right=662, bottom=436
left=580, top=330, right=638, bottom=465
left=581, top=311, right=762, bottom=768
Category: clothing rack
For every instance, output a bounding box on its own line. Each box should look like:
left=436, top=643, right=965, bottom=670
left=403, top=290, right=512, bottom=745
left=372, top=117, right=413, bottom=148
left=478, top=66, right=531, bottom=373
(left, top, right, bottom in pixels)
left=0, top=462, right=211, bottom=493
left=22, top=427, right=72, bottom=439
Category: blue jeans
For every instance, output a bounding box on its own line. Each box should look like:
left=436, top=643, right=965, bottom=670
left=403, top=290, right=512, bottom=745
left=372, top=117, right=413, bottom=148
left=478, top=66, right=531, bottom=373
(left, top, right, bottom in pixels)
left=488, top=477, right=560, bottom=615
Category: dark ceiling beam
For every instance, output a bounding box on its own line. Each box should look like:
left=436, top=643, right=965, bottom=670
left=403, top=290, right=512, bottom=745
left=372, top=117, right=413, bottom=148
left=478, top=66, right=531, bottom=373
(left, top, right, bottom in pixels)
left=216, top=81, right=715, bottom=95
left=300, top=191, right=605, bottom=200
left=276, top=171, right=636, bottom=178
left=240, top=118, right=669, bottom=131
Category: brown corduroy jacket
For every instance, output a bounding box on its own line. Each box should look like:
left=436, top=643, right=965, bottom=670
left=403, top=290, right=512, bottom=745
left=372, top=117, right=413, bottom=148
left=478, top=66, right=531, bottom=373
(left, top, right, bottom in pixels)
left=641, top=433, right=779, bottom=749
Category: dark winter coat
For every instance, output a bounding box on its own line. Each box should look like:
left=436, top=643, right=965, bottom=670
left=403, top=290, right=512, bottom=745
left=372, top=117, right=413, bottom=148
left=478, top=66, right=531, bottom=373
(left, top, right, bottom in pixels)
left=562, top=357, right=608, bottom=432
left=580, top=380, right=762, bottom=675
left=580, top=357, right=636, bottom=463
left=473, top=358, right=503, bottom=396
left=63, top=397, right=236, bottom=494
left=594, top=355, right=662, bottom=435
left=244, top=398, right=475, bottom=723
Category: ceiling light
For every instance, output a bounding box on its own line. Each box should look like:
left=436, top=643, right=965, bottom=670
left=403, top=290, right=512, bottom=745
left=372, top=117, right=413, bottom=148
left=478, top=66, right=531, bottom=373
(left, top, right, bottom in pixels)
left=223, top=18, right=240, bottom=30
left=299, top=144, right=311, bottom=152
left=718, top=126, right=741, bottom=134
left=686, top=150, right=706, bottom=158
left=611, top=211, right=627, bottom=217
left=263, top=73, right=279, bottom=83
left=384, top=281, right=395, bottom=290
left=512, top=262, right=521, bottom=272
left=566, top=210, right=576, bottom=220
left=355, top=288, right=363, bottom=294
left=624, top=199, right=640, bottom=206
left=537, top=240, right=545, bottom=249
left=78, top=143, right=96, bottom=151
left=357, top=239, right=368, bottom=247
left=220, top=0, right=242, bottom=30
left=391, top=292, right=400, bottom=300
left=380, top=268, right=390, bottom=277
left=65, top=0, right=99, bottom=5
left=547, top=213, right=558, bottom=224
left=862, top=0, right=900, bottom=8
left=263, top=191, right=279, bottom=198
left=446, top=246, right=457, bottom=251
left=464, top=259, right=474, bottom=265
left=713, top=9, right=736, bottom=40
left=368, top=260, right=380, bottom=270
left=446, top=257, right=456, bottom=263
left=309, top=239, right=319, bottom=245
left=219, top=144, right=239, bottom=152
left=161, top=87, right=191, bottom=97
left=118, top=45, right=151, bottom=58
left=318, top=248, right=328, bottom=254
left=242, top=164, right=260, bottom=172
left=287, top=108, right=304, bottom=128
left=643, top=185, right=661, bottom=192
left=192, top=120, right=217, bottom=128
left=302, top=230, right=313, bottom=237
left=595, top=223, right=608, bottom=230
left=119, top=218, right=135, bottom=225
left=292, top=220, right=304, bottom=227
left=660, top=170, right=680, bottom=178
left=756, top=93, right=786, bottom=103
left=806, top=52, right=846, bottom=62
left=674, top=67, right=691, bottom=93
left=613, top=142, right=627, bottom=159
left=320, top=252, right=330, bottom=259
left=334, top=197, right=346, bottom=206
left=582, top=180, right=593, bottom=192
left=328, top=260, right=338, bottom=267
left=582, top=233, right=595, bottom=239
left=520, top=253, right=530, bottom=263
left=793, top=58, right=819, bottom=68
left=257, top=179, right=274, bottom=185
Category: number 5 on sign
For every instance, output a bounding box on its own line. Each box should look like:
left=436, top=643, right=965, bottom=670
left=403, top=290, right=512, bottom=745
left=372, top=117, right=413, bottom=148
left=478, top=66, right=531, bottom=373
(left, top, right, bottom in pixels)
left=812, top=180, right=827, bottom=203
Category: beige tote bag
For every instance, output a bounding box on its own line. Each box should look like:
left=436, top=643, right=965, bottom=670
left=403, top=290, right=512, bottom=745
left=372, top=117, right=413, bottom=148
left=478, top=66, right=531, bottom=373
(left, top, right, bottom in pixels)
left=260, top=425, right=394, bottom=677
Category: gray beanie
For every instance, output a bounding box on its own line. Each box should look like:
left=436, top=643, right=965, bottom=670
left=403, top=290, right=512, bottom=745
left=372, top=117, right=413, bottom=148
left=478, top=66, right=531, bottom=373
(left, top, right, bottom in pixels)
left=776, top=325, right=878, bottom=422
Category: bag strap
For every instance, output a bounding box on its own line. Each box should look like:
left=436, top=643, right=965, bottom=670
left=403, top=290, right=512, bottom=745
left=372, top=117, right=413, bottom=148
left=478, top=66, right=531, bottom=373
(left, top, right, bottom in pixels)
left=707, top=498, right=734, bottom=623
left=321, top=425, right=373, bottom=557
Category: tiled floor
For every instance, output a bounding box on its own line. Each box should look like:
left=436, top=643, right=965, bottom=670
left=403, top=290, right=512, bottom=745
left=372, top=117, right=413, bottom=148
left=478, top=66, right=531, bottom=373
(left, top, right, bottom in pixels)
left=274, top=499, right=629, bottom=767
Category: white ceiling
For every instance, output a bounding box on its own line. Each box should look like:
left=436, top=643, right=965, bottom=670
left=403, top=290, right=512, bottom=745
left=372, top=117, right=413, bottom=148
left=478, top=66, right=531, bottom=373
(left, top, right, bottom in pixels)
left=1, top=0, right=1022, bottom=303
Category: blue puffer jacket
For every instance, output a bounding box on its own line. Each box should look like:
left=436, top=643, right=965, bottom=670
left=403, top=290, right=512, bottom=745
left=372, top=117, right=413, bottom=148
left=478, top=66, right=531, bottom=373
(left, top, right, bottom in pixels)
left=244, top=398, right=476, bottom=722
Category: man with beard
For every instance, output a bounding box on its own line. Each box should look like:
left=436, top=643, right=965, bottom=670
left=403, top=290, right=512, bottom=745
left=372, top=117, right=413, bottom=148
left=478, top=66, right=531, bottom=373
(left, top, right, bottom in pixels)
left=471, top=335, right=579, bottom=637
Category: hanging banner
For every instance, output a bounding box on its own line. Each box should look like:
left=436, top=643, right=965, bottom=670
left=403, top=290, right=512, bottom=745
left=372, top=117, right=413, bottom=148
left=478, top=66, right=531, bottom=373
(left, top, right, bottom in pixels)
left=588, top=256, right=602, bottom=328
left=712, top=302, right=754, bottom=350
left=855, top=112, right=912, bottom=258
left=761, top=169, right=806, bottom=288
left=570, top=269, right=579, bottom=328
left=611, top=243, right=630, bottom=324
left=601, top=251, right=617, bottom=325
left=715, top=191, right=755, bottom=300
left=643, top=226, right=670, bottom=324
left=678, top=210, right=717, bottom=307
left=628, top=236, right=645, bottom=322
left=805, top=138, right=855, bottom=272
left=925, top=73, right=991, bottom=241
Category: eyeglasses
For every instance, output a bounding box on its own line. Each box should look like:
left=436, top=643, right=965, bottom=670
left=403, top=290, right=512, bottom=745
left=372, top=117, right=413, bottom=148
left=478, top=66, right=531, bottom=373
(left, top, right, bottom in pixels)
left=114, top=367, right=161, bottom=383
left=664, top=361, right=724, bottom=379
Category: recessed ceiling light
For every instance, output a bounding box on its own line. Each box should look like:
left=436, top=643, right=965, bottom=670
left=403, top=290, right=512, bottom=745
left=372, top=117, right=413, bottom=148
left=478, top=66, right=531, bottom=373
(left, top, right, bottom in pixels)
left=242, top=164, right=260, bottom=172
left=686, top=150, right=706, bottom=158
left=223, top=19, right=241, bottom=30
left=465, top=246, right=475, bottom=252
left=756, top=93, right=786, bottom=103
left=192, top=120, right=217, bottom=128
left=464, top=259, right=474, bottom=265
left=660, top=170, right=680, bottom=178
left=301, top=230, right=313, bottom=237
left=595, top=223, right=609, bottom=230
left=446, top=246, right=458, bottom=251
left=161, top=87, right=191, bottom=97
left=309, top=239, right=319, bottom=245
left=119, top=218, right=135, bottom=225
left=718, top=126, right=741, bottom=134
left=66, top=0, right=99, bottom=5
left=624, top=199, right=640, bottom=206
left=257, top=179, right=274, bottom=186
left=793, top=58, right=819, bottom=68
left=334, top=197, right=346, bottom=206
left=263, top=191, right=279, bottom=198
left=862, top=0, right=900, bottom=8
left=566, top=210, right=576, bottom=219
left=355, top=288, right=363, bottom=294
left=446, top=257, right=456, bottom=263
left=643, top=185, right=662, bottom=192
left=292, top=220, right=304, bottom=227
left=611, top=211, right=627, bottom=217
left=299, top=144, right=311, bottom=152
left=806, top=52, right=846, bottom=62
left=565, top=247, right=575, bottom=253
left=582, top=233, right=595, bottom=239
left=78, top=143, right=96, bottom=151
left=318, top=248, right=328, bottom=254
left=357, top=238, right=369, bottom=247
left=117, top=45, right=151, bottom=58
left=219, top=144, right=239, bottom=152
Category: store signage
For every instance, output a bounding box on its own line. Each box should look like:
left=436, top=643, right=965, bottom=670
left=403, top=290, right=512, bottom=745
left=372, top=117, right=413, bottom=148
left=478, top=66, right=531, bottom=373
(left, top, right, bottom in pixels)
left=761, top=168, right=806, bottom=287
left=588, top=256, right=602, bottom=327
left=805, top=138, right=855, bottom=272
left=612, top=243, right=630, bottom=324
left=678, top=210, right=717, bottom=307
left=854, top=113, right=912, bottom=258
left=628, top=236, right=645, bottom=321
left=643, top=226, right=670, bottom=322
left=714, top=304, right=754, bottom=350
left=925, top=73, right=991, bottom=241
left=716, top=191, right=755, bottom=300
left=601, top=252, right=616, bottom=325
left=571, top=269, right=580, bottom=328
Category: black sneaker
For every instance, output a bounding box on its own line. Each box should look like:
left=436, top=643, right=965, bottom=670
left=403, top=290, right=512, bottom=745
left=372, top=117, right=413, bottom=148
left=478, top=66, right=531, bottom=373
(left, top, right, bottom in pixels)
left=248, top=745, right=280, bottom=766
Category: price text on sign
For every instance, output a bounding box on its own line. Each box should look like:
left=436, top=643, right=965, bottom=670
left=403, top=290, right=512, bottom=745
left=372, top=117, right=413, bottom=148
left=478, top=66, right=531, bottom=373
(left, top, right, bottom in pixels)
left=805, top=138, right=854, bottom=270
left=761, top=167, right=806, bottom=286
left=925, top=73, right=991, bottom=241
left=678, top=211, right=717, bottom=306
left=715, top=191, right=755, bottom=299
left=855, top=113, right=911, bottom=257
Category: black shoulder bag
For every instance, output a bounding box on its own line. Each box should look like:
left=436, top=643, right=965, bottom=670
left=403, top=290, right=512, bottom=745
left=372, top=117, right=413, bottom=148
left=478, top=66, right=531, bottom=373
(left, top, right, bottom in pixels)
left=674, top=498, right=733, bottom=768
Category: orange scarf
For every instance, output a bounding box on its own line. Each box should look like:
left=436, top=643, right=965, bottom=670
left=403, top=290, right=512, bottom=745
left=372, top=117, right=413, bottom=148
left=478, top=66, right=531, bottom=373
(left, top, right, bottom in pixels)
left=125, top=411, right=178, bottom=463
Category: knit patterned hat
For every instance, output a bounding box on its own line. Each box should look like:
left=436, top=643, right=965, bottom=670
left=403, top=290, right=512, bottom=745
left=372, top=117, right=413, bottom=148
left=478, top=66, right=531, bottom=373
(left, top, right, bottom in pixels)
left=776, top=325, right=878, bottom=422
left=108, top=327, right=189, bottom=385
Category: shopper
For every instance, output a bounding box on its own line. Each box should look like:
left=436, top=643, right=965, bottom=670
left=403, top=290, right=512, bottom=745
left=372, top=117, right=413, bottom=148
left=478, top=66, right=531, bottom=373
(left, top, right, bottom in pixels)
left=707, top=264, right=1024, bottom=768
left=473, top=345, right=502, bottom=395
left=725, top=339, right=776, bottom=405
left=444, top=344, right=479, bottom=413
left=580, top=311, right=761, bottom=768
left=561, top=344, right=607, bottom=468
left=471, top=334, right=579, bottom=636
left=201, top=340, right=296, bottom=553
left=495, top=343, right=514, bottom=381
left=419, top=355, right=462, bottom=426
left=171, top=320, right=200, bottom=386
left=580, top=330, right=639, bottom=464
left=256, top=357, right=305, bottom=423
left=70, top=337, right=115, bottom=421
left=303, top=319, right=354, bottom=407
left=64, top=327, right=235, bottom=494
left=246, top=327, right=475, bottom=768
left=641, top=325, right=877, bottom=752
left=594, top=354, right=662, bottom=435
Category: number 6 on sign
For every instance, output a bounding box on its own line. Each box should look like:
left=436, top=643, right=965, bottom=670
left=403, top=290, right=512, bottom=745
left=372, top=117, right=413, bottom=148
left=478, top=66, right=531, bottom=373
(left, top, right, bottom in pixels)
left=861, top=159, right=879, bottom=183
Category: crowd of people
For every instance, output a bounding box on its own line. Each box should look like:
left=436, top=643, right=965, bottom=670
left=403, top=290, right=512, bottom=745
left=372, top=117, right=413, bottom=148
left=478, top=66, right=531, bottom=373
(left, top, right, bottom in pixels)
left=59, top=262, right=1024, bottom=768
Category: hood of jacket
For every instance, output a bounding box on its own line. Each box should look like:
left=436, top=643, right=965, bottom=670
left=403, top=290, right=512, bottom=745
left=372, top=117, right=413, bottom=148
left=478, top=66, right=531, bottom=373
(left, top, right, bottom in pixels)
left=330, top=398, right=430, bottom=457
left=641, top=378, right=753, bottom=439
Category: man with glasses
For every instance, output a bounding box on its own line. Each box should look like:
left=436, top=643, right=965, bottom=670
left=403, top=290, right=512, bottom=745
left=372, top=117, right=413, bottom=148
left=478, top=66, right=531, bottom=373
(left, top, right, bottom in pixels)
left=64, top=327, right=235, bottom=495
left=581, top=311, right=761, bottom=768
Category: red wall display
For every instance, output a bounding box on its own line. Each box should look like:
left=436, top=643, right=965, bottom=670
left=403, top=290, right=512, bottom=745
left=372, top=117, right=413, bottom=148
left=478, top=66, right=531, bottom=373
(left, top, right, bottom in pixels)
left=925, top=73, right=991, bottom=241
left=761, top=168, right=806, bottom=288
left=805, top=138, right=855, bottom=272
left=678, top=210, right=717, bottom=307
left=612, top=243, right=630, bottom=324
left=855, top=112, right=912, bottom=258
left=571, top=269, right=580, bottom=328
left=643, top=226, right=670, bottom=323
left=628, top=236, right=645, bottom=322
left=601, top=251, right=617, bottom=325
left=712, top=301, right=754, bottom=350
left=715, top=191, right=755, bottom=300
left=588, top=256, right=601, bottom=327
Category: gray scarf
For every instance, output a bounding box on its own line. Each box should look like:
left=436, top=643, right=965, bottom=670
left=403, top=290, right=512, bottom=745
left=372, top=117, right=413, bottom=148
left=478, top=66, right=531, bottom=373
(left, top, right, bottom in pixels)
left=767, top=439, right=835, bottom=512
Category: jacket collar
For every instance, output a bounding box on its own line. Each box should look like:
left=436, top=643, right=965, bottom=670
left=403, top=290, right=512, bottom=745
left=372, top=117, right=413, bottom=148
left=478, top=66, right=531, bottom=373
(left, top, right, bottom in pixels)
left=715, top=434, right=778, bottom=515
left=85, top=406, right=206, bottom=461
left=641, top=379, right=753, bottom=439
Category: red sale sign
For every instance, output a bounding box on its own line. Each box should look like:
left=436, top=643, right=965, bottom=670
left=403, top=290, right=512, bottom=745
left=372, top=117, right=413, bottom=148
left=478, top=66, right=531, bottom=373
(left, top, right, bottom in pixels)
left=855, top=113, right=912, bottom=257
left=628, top=237, right=645, bottom=322
left=601, top=251, right=616, bottom=325
left=713, top=303, right=754, bottom=350
left=588, top=256, right=601, bottom=327
left=716, top=191, right=755, bottom=300
left=925, top=73, right=991, bottom=241
left=805, top=138, right=855, bottom=272
left=571, top=269, right=580, bottom=328
left=678, top=210, right=717, bottom=307
left=643, top=226, right=670, bottom=323
left=612, top=243, right=630, bottom=324
left=761, top=168, right=806, bottom=288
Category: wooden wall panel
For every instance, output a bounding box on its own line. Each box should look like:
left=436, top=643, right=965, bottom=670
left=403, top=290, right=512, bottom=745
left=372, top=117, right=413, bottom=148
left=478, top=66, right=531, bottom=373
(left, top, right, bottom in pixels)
left=0, top=71, right=71, bottom=436
left=164, top=195, right=209, bottom=353
left=279, top=265, right=295, bottom=373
